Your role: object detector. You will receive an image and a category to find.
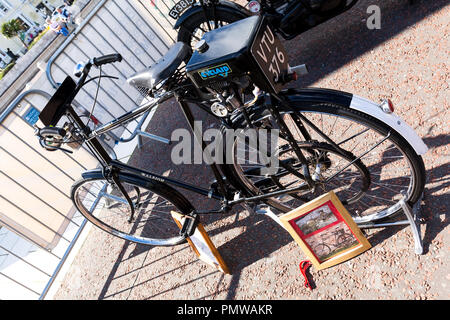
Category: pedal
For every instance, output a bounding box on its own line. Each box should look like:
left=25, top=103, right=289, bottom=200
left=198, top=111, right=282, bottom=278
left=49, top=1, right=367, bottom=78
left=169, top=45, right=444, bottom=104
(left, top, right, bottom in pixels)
left=179, top=212, right=198, bottom=238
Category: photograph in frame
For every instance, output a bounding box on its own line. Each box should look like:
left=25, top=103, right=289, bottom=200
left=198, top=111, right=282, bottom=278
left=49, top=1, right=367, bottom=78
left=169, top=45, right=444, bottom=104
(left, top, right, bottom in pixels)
left=280, top=191, right=371, bottom=270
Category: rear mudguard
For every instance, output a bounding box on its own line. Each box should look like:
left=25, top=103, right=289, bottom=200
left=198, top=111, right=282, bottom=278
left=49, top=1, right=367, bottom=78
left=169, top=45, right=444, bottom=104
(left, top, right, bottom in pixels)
left=348, top=93, right=428, bottom=155
left=236, top=88, right=428, bottom=155
left=173, top=0, right=250, bottom=29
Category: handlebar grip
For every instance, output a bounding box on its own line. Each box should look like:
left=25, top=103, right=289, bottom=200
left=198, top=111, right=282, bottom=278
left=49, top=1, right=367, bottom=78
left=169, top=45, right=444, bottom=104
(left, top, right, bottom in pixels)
left=92, top=53, right=122, bottom=66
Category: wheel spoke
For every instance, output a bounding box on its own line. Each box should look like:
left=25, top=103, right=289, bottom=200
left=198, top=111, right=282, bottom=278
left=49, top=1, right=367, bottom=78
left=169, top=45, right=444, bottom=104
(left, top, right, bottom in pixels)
left=73, top=178, right=187, bottom=245
left=231, top=107, right=421, bottom=221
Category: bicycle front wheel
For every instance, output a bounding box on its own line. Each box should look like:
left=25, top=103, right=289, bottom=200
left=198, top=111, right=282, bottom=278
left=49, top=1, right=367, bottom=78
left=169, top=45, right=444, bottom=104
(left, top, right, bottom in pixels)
left=226, top=101, right=426, bottom=224
left=71, top=171, right=194, bottom=246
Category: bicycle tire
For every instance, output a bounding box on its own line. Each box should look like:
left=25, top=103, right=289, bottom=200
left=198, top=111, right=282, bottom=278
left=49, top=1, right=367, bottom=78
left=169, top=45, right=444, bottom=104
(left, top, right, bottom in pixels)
left=223, top=101, right=426, bottom=224
left=71, top=169, right=195, bottom=246
left=313, top=243, right=332, bottom=259
left=337, top=233, right=355, bottom=247
left=177, top=8, right=247, bottom=54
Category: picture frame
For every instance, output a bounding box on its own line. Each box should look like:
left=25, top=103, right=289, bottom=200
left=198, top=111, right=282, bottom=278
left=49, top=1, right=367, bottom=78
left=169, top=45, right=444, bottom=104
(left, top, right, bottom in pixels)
left=171, top=211, right=231, bottom=274
left=280, top=191, right=371, bottom=270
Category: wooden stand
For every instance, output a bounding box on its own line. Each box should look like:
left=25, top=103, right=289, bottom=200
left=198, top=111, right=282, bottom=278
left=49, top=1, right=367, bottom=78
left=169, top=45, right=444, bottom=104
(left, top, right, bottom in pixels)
left=171, top=211, right=230, bottom=274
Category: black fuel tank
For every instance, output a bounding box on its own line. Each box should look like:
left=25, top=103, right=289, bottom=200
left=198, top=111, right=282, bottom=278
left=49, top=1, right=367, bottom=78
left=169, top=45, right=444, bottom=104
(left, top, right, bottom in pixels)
left=185, top=15, right=289, bottom=93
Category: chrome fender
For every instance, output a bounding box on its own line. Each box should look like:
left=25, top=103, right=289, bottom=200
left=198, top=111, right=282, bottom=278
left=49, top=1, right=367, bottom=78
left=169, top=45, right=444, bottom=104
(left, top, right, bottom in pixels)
left=349, top=95, right=428, bottom=155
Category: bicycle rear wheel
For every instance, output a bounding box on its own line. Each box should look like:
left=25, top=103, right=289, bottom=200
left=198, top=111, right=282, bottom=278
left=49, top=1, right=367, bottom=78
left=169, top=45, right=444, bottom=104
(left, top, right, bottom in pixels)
left=71, top=170, right=194, bottom=246
left=225, top=102, right=426, bottom=224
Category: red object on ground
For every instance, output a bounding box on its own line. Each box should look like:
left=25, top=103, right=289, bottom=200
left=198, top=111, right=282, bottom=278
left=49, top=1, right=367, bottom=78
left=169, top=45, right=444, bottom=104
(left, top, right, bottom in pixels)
left=299, top=260, right=313, bottom=290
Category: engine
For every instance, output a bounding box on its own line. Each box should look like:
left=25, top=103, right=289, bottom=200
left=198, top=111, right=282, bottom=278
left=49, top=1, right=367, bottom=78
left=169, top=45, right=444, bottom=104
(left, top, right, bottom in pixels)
left=185, top=15, right=292, bottom=116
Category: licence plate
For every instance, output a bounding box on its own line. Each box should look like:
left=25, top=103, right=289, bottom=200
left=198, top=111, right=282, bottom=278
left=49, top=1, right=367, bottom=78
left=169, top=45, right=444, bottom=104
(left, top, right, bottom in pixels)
left=169, top=0, right=196, bottom=19
left=250, top=23, right=289, bottom=93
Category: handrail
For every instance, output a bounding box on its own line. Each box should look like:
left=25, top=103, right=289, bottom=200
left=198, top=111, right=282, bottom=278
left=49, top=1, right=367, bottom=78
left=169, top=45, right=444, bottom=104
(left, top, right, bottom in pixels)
left=0, top=89, right=52, bottom=123
left=46, top=0, right=108, bottom=88
left=44, top=0, right=170, bottom=146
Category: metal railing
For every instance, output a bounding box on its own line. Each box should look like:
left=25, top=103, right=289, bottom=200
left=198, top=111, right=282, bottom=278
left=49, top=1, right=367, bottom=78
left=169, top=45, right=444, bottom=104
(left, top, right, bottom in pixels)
left=0, top=0, right=177, bottom=299
left=0, top=90, right=92, bottom=299
left=45, top=0, right=175, bottom=146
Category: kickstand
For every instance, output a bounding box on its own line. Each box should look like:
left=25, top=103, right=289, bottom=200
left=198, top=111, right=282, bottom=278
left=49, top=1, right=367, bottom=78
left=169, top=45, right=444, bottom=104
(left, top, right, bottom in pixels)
left=254, top=204, right=289, bottom=231
left=399, top=192, right=424, bottom=255
left=357, top=192, right=425, bottom=255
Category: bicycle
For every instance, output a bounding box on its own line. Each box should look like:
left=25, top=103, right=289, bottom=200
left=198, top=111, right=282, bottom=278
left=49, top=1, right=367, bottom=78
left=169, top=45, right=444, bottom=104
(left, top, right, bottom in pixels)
left=35, top=15, right=427, bottom=247
left=312, top=228, right=355, bottom=259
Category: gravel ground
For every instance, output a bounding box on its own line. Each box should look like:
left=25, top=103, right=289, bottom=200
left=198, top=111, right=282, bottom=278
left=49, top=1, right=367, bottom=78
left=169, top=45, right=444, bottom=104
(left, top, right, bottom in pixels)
left=53, top=0, right=449, bottom=300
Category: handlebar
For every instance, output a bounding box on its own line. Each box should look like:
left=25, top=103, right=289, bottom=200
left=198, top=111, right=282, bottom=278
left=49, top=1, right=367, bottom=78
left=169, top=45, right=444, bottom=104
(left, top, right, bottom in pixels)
left=36, top=53, right=124, bottom=153
left=67, top=53, right=123, bottom=116
left=74, top=53, right=122, bottom=78
left=92, top=53, right=122, bottom=67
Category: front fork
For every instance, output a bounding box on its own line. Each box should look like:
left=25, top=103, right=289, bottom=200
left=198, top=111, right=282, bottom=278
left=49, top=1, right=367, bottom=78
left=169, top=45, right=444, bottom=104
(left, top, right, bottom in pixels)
left=103, top=166, right=137, bottom=223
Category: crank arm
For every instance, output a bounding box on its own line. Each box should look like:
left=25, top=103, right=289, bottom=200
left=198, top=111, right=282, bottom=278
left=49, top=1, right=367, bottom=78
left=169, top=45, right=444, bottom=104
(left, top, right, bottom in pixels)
left=229, top=182, right=310, bottom=206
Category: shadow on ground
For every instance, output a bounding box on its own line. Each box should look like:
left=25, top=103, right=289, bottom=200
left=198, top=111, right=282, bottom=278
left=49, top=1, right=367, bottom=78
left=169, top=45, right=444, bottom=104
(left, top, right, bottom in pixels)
left=285, top=0, right=448, bottom=88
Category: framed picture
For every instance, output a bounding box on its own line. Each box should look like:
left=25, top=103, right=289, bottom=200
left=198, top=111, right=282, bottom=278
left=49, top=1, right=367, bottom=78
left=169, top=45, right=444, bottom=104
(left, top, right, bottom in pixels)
left=280, top=191, right=371, bottom=270
left=171, top=211, right=230, bottom=274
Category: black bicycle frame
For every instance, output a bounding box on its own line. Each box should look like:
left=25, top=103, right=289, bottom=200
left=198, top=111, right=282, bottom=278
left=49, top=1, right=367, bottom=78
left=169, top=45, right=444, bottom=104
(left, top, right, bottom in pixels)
left=65, top=89, right=313, bottom=212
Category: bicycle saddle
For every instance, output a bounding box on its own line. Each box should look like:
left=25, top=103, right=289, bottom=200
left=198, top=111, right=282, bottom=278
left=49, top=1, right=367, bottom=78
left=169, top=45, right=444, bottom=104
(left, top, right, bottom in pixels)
left=127, top=42, right=190, bottom=90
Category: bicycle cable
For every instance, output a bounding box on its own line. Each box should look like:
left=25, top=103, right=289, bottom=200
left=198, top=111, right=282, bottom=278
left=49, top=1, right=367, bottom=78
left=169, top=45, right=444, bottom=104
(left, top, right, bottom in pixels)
left=85, top=65, right=102, bottom=129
